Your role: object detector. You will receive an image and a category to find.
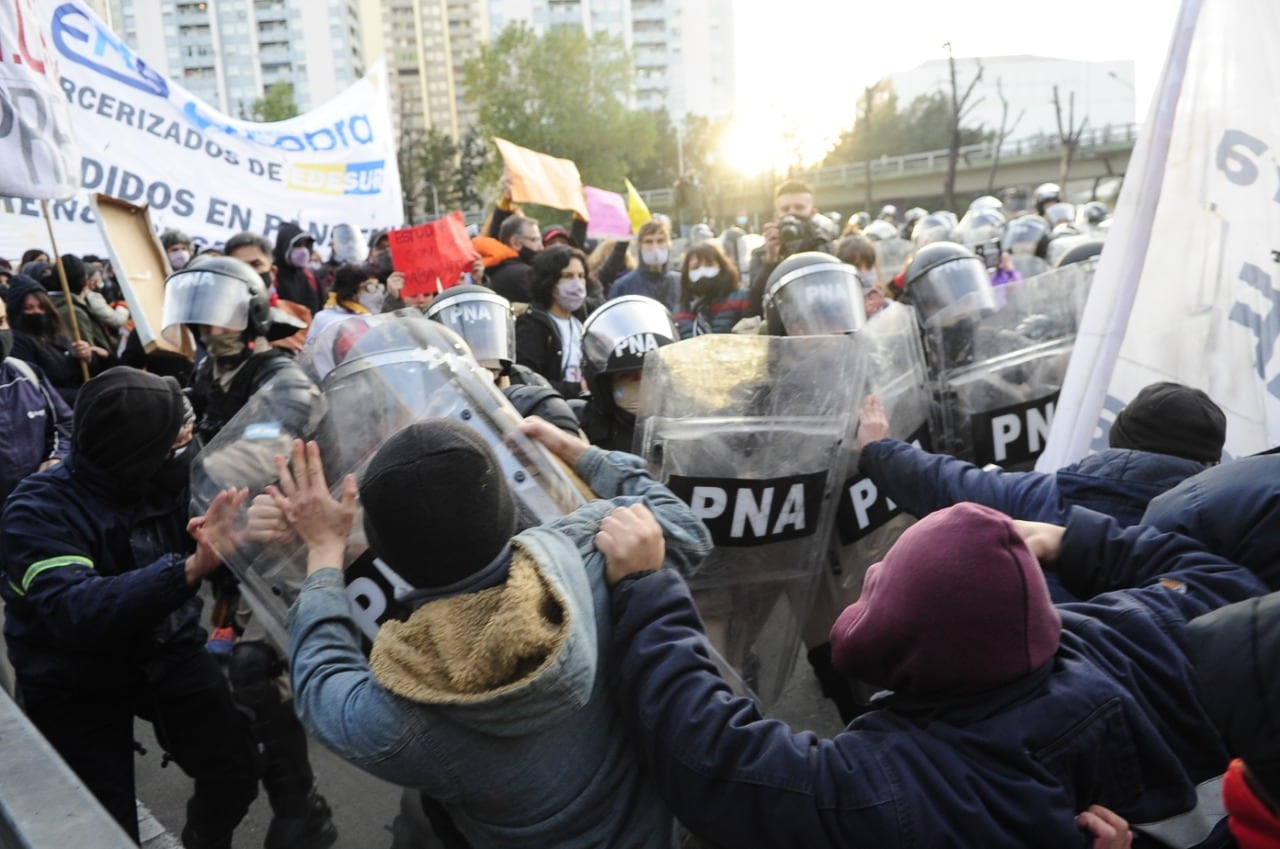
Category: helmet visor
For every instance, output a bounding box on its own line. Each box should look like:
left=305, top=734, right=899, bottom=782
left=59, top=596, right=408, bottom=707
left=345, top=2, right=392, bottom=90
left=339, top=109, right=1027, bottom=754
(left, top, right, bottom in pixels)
left=161, top=270, right=251, bottom=345
left=582, top=295, right=678, bottom=373
left=908, top=255, right=996, bottom=326
left=426, top=292, right=515, bottom=370
left=767, top=265, right=867, bottom=336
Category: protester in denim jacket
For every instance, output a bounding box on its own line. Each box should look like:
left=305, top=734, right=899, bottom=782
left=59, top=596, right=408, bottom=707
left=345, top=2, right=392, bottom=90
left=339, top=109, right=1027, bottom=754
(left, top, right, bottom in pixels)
left=277, top=417, right=712, bottom=849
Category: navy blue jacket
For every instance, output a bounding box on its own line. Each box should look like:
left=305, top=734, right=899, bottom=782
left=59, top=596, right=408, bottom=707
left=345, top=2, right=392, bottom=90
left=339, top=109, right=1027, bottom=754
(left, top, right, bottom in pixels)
left=1142, top=453, right=1280, bottom=590
left=607, top=268, right=680, bottom=312
left=1, top=455, right=202, bottom=689
left=0, top=358, right=72, bottom=504
left=860, top=439, right=1209, bottom=526
left=609, top=509, right=1266, bottom=849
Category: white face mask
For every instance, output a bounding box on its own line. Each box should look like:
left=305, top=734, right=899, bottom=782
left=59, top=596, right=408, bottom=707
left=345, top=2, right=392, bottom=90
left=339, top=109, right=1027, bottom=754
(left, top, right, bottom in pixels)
left=168, top=249, right=190, bottom=270
left=640, top=246, right=669, bottom=268
left=613, top=378, right=642, bottom=415
left=289, top=246, right=311, bottom=268
left=202, top=332, right=245, bottom=360
left=553, top=279, right=587, bottom=312
left=857, top=269, right=878, bottom=294
left=688, top=265, right=720, bottom=283
left=357, top=289, right=385, bottom=313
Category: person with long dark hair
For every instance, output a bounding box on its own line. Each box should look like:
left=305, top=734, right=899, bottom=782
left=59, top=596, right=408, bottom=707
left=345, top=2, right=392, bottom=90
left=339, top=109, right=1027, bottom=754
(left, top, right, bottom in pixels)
left=515, top=245, right=591, bottom=399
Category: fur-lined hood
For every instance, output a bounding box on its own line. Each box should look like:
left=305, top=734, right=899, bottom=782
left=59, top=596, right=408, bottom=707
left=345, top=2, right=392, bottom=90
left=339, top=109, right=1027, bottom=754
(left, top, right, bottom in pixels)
left=369, top=529, right=600, bottom=736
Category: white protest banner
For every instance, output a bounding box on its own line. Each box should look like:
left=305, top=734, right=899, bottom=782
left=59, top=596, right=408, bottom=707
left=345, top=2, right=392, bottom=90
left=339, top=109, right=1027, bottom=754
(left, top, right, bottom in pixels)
left=1038, top=0, right=1280, bottom=468
left=0, top=0, right=402, bottom=258
left=0, top=0, right=79, bottom=199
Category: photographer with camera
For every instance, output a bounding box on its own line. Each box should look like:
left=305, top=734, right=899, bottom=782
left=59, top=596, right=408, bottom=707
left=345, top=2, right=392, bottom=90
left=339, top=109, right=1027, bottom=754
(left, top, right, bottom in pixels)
left=747, top=180, right=837, bottom=316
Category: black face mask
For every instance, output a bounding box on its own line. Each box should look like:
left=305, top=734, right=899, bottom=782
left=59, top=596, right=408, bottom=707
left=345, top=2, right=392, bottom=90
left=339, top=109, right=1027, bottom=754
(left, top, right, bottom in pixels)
left=260, top=271, right=274, bottom=291
left=374, top=251, right=393, bottom=272
left=152, top=438, right=200, bottom=496
left=518, top=246, right=539, bottom=264
left=15, top=312, right=53, bottom=337
left=0, top=328, right=11, bottom=362
left=689, top=273, right=724, bottom=298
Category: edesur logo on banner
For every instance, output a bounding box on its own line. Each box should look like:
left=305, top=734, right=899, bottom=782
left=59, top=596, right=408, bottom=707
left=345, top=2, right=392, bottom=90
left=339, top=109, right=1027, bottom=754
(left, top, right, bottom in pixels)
left=0, top=0, right=403, bottom=255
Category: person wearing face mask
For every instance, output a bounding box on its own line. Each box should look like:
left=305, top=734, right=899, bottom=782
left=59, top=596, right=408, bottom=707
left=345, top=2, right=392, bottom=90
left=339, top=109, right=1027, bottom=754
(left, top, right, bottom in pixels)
left=835, top=234, right=889, bottom=318
left=272, top=223, right=325, bottom=316
left=515, top=245, right=592, bottom=399
left=0, top=293, right=73, bottom=503
left=305, top=264, right=386, bottom=376
left=607, top=219, right=681, bottom=311
left=486, top=213, right=544, bottom=304
left=576, top=295, right=679, bottom=452
left=0, top=367, right=261, bottom=849
left=5, top=274, right=109, bottom=406
left=673, top=242, right=751, bottom=339
left=162, top=228, right=194, bottom=272
left=161, top=256, right=338, bottom=849
left=45, top=253, right=121, bottom=354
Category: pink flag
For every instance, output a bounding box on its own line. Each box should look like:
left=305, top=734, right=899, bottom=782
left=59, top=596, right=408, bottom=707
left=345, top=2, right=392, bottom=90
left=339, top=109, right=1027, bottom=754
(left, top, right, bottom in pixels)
left=584, top=186, right=632, bottom=238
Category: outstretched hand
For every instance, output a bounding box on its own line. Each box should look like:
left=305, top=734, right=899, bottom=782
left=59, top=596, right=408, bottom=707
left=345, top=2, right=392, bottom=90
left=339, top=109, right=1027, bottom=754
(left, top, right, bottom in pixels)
left=186, top=487, right=249, bottom=584
left=856, top=395, right=891, bottom=450
left=518, top=415, right=589, bottom=467
left=1077, top=805, right=1133, bottom=849
left=597, top=504, right=665, bottom=587
left=267, top=440, right=357, bottom=572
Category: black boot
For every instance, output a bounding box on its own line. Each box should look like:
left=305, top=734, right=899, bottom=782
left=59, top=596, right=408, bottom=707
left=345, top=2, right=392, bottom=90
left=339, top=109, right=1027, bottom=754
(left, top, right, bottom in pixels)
left=806, top=642, right=865, bottom=725
left=265, top=790, right=337, bottom=849
left=182, top=823, right=232, bottom=849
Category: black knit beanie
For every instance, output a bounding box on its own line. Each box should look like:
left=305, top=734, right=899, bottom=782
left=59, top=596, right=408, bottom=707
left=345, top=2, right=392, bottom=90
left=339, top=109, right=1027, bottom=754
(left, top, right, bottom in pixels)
left=1109, top=382, right=1227, bottom=463
left=360, top=419, right=517, bottom=588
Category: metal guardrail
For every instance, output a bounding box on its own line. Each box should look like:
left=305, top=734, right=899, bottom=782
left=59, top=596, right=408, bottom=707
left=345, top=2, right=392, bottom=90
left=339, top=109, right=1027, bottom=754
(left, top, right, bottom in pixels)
left=639, top=122, right=1140, bottom=206
left=0, top=688, right=137, bottom=849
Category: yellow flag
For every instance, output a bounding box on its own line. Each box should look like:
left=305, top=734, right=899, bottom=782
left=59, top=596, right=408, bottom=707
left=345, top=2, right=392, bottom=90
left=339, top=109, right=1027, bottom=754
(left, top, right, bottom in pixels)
left=625, top=178, right=651, bottom=233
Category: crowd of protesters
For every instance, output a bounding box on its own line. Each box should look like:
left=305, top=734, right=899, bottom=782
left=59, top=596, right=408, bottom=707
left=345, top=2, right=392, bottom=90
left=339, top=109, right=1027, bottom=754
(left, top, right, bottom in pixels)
left=0, top=171, right=1277, bottom=849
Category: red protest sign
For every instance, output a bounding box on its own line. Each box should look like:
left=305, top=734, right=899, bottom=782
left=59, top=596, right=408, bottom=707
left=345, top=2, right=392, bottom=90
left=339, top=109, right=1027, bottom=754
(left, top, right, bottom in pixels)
left=386, top=212, right=477, bottom=297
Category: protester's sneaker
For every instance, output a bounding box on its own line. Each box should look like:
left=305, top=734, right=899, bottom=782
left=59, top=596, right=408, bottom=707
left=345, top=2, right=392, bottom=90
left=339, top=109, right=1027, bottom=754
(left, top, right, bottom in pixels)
left=206, top=627, right=236, bottom=660
left=264, top=792, right=338, bottom=849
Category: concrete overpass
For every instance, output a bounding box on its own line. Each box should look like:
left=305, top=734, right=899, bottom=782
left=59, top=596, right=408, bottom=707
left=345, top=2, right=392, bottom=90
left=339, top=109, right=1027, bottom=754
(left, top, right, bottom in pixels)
left=641, top=123, right=1138, bottom=220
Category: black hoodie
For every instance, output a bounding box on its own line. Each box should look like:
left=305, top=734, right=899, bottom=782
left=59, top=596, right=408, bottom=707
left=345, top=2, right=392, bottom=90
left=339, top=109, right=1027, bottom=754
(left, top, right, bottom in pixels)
left=273, top=221, right=322, bottom=314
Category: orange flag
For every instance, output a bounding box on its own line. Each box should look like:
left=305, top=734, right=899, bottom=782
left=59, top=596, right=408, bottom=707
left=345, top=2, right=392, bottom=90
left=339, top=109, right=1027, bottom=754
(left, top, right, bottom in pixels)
left=493, top=137, right=589, bottom=219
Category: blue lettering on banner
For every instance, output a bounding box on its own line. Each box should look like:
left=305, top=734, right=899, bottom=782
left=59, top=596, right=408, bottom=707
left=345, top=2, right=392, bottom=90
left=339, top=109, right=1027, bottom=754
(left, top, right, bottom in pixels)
left=1228, top=262, right=1280, bottom=400
left=50, top=3, right=169, bottom=98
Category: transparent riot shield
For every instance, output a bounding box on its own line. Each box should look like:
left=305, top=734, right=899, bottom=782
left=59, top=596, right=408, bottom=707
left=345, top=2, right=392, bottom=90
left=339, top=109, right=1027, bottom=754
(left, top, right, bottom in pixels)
left=830, top=302, right=931, bottom=600
left=927, top=262, right=1095, bottom=470
left=634, top=334, right=867, bottom=708
left=873, top=236, right=914, bottom=279
left=191, top=312, right=586, bottom=652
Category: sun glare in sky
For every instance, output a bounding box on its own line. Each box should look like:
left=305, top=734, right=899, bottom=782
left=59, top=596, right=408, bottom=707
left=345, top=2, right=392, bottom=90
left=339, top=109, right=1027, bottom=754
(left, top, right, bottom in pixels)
left=727, top=0, right=1183, bottom=176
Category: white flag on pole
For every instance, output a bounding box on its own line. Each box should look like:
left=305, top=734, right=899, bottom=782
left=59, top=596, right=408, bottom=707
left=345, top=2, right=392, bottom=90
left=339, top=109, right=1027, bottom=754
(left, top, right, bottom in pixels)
left=0, top=0, right=79, bottom=199
left=1039, top=0, right=1280, bottom=469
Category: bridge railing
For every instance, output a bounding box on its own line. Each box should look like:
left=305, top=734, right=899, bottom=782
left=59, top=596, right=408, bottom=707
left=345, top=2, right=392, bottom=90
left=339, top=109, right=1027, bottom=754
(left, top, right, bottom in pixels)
left=640, top=122, right=1139, bottom=207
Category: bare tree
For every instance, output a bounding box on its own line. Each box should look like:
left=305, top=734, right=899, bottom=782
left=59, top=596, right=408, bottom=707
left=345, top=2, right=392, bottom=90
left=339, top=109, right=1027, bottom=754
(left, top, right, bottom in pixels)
left=943, top=43, right=983, bottom=211
left=1052, top=84, right=1089, bottom=188
left=987, top=77, right=1025, bottom=193
left=861, top=82, right=880, bottom=213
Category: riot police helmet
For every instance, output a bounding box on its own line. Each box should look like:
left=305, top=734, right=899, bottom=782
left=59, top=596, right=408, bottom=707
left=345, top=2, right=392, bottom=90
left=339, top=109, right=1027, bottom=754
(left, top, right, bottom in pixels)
left=969, top=195, right=1004, bottom=215
left=330, top=223, right=369, bottom=264
left=863, top=220, right=899, bottom=242
left=762, top=251, right=867, bottom=336
left=904, top=207, right=928, bottom=227
left=581, top=295, right=679, bottom=399
left=911, top=213, right=955, bottom=248
left=425, top=285, right=516, bottom=375
left=1080, top=201, right=1109, bottom=226
left=162, top=255, right=272, bottom=346
left=1001, top=214, right=1050, bottom=255
left=851, top=211, right=872, bottom=231
left=878, top=204, right=898, bottom=222
left=1033, top=182, right=1062, bottom=216
left=902, top=241, right=997, bottom=326
left=1044, top=202, right=1076, bottom=229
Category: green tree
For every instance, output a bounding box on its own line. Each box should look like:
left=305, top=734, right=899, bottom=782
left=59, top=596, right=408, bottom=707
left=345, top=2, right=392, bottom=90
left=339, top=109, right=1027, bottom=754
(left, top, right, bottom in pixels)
left=249, top=82, right=299, bottom=122
left=418, top=126, right=460, bottom=217
left=454, top=126, right=488, bottom=212
left=462, top=23, right=657, bottom=192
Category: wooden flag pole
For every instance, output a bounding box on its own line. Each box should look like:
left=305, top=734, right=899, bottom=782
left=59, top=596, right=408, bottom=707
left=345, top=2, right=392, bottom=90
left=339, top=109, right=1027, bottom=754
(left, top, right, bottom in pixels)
left=40, top=201, right=91, bottom=382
